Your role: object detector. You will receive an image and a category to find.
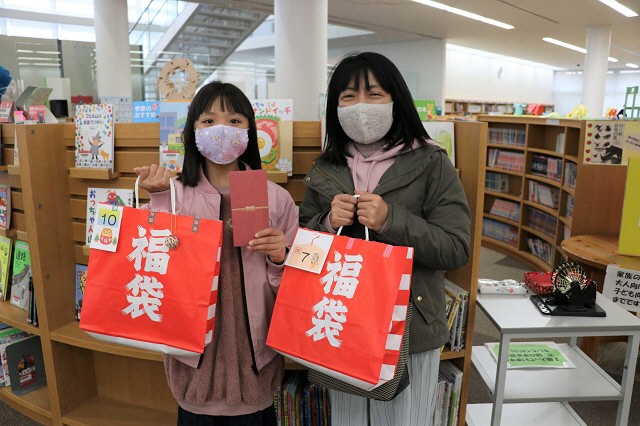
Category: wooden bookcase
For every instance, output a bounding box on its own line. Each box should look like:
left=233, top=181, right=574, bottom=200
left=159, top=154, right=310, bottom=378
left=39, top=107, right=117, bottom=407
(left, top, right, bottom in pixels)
left=0, top=120, right=485, bottom=426
left=477, top=115, right=628, bottom=272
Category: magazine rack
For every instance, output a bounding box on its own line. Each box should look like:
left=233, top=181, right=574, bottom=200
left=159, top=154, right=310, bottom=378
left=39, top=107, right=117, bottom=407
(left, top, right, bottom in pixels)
left=0, top=120, right=485, bottom=425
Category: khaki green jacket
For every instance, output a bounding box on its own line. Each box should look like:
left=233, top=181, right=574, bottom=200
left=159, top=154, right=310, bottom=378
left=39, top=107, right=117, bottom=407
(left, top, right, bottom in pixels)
left=298, top=144, right=471, bottom=353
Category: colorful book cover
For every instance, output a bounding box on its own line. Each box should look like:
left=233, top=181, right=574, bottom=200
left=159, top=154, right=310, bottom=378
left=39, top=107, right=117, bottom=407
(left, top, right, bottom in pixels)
left=85, top=188, right=133, bottom=245
left=251, top=99, right=294, bottom=175
left=0, top=236, right=13, bottom=301
left=26, top=105, right=46, bottom=123
left=422, top=121, right=456, bottom=166
left=133, top=100, right=160, bottom=123
left=0, top=101, right=13, bottom=123
left=414, top=99, right=437, bottom=121
left=158, top=101, right=189, bottom=172
left=75, top=264, right=87, bottom=320
left=74, top=104, right=114, bottom=170
left=10, top=241, right=30, bottom=311
left=0, top=185, right=10, bottom=230
left=5, top=335, right=46, bottom=395
left=618, top=156, right=640, bottom=256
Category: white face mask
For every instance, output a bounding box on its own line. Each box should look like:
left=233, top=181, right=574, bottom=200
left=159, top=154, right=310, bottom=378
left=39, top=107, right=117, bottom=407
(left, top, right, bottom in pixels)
left=337, top=102, right=394, bottom=144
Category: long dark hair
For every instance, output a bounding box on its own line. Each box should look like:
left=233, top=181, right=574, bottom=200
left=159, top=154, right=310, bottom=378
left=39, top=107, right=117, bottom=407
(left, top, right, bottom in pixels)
left=321, top=52, right=431, bottom=166
left=179, top=81, right=261, bottom=186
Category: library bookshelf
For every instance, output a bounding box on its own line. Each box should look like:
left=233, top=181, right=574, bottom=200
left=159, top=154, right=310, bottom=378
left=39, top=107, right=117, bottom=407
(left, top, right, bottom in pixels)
left=0, top=120, right=486, bottom=425
left=477, top=115, right=628, bottom=272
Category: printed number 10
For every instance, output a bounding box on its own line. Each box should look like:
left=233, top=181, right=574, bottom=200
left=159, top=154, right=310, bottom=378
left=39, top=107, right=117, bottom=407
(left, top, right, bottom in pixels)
left=101, top=213, right=117, bottom=226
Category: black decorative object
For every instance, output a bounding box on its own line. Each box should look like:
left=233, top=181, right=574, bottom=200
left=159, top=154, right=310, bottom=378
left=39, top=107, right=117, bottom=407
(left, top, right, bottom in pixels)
left=531, top=262, right=606, bottom=317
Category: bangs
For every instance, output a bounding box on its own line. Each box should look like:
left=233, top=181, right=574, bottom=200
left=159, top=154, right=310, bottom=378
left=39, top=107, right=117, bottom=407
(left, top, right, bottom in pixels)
left=332, top=58, right=390, bottom=94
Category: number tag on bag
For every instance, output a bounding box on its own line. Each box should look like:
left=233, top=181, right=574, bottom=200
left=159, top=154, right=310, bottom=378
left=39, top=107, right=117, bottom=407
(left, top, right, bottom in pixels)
left=90, top=203, right=124, bottom=252
left=285, top=228, right=334, bottom=274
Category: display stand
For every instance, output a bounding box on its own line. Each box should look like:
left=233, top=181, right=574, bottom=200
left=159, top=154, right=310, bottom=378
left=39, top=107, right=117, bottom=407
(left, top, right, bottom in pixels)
left=468, top=292, right=640, bottom=426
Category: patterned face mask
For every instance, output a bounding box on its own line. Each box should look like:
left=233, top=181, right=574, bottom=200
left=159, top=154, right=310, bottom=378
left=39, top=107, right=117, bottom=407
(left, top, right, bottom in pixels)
left=337, top=102, right=394, bottom=144
left=194, top=125, right=249, bottom=165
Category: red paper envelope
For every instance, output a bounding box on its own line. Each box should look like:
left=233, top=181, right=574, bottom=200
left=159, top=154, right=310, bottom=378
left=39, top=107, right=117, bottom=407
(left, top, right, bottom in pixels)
left=229, top=169, right=269, bottom=247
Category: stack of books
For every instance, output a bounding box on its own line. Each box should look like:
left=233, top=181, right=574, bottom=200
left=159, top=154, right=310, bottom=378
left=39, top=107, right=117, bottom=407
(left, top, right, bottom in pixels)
left=487, top=149, right=525, bottom=172
left=490, top=199, right=521, bottom=221
left=528, top=181, right=559, bottom=209
left=274, top=371, right=331, bottom=426
left=432, top=361, right=463, bottom=426
left=485, top=171, right=509, bottom=193
left=530, top=154, right=562, bottom=182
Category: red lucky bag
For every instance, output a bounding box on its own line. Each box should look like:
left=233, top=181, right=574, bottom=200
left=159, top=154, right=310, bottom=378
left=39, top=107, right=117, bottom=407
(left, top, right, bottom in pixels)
left=80, top=179, right=222, bottom=356
left=267, top=227, right=413, bottom=391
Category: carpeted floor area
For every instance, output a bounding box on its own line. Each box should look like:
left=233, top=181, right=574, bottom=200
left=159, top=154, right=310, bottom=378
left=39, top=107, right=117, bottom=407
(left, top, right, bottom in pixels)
left=0, top=246, right=637, bottom=425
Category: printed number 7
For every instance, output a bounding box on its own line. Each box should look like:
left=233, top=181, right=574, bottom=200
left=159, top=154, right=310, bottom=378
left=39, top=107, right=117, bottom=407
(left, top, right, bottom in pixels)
left=302, top=252, right=310, bottom=262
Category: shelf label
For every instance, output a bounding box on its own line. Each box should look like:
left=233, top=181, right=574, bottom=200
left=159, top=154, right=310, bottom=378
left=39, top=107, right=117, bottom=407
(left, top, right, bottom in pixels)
left=545, top=119, right=560, bottom=125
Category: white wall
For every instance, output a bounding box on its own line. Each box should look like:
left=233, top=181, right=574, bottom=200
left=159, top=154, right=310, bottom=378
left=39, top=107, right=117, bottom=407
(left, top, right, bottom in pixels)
left=554, top=70, right=640, bottom=116
left=329, top=39, right=446, bottom=109
left=445, top=48, right=555, bottom=105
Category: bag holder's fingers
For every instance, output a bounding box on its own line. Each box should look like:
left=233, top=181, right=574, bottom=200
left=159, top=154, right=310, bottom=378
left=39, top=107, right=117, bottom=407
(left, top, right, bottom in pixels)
left=134, top=175, right=177, bottom=215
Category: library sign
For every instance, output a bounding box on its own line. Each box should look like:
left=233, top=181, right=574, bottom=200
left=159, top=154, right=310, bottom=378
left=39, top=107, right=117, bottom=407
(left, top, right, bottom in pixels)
left=603, top=264, right=640, bottom=312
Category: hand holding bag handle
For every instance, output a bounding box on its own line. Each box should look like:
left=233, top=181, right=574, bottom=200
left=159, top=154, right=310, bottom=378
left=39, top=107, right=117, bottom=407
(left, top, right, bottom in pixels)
left=134, top=176, right=176, bottom=213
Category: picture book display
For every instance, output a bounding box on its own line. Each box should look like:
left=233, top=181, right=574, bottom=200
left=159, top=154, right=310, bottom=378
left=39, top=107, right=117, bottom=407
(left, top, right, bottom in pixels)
left=414, top=99, right=437, bottom=121
left=85, top=188, right=133, bottom=245
left=0, top=328, right=30, bottom=387
left=422, top=121, right=456, bottom=166
left=75, top=264, right=87, bottom=320
left=251, top=99, right=294, bottom=175
left=10, top=241, right=30, bottom=311
left=158, top=101, right=189, bottom=172
left=0, top=236, right=13, bottom=301
left=74, top=104, right=114, bottom=170
left=0, top=184, right=10, bottom=229
left=0, top=101, right=13, bottom=123
left=5, top=335, right=46, bottom=395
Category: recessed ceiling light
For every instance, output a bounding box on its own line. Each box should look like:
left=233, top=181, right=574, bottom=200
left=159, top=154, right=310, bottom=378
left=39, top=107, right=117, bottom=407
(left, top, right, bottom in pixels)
left=596, top=0, right=638, bottom=17
left=626, top=63, right=640, bottom=68
left=543, top=38, right=619, bottom=62
left=411, top=0, right=514, bottom=29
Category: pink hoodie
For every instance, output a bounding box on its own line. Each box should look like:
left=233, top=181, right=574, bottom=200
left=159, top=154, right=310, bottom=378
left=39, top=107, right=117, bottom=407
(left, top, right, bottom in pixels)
left=145, top=168, right=299, bottom=370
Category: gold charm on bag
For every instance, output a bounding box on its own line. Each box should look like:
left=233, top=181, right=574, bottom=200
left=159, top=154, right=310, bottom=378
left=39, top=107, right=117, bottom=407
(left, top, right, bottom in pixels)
left=165, top=213, right=179, bottom=249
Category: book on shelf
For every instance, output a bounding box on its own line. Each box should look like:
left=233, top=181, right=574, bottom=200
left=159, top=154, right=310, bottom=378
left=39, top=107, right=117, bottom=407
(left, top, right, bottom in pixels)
left=10, top=241, right=30, bottom=311
left=445, top=279, right=469, bottom=352
left=0, top=101, right=14, bottom=123
left=0, top=328, right=30, bottom=387
left=528, top=180, right=559, bottom=209
left=527, top=206, right=557, bottom=236
left=564, top=161, right=577, bottom=188
left=439, top=360, right=463, bottom=426
left=489, top=198, right=520, bottom=221
left=85, top=188, right=133, bottom=245
left=526, top=237, right=553, bottom=264
left=487, top=148, right=524, bottom=172
left=530, top=154, right=562, bottom=181
left=158, top=101, right=189, bottom=173
left=485, top=171, right=510, bottom=193
left=482, top=218, right=518, bottom=246
left=0, top=236, right=12, bottom=301
left=564, top=194, right=574, bottom=218
left=488, top=127, right=525, bottom=146
left=74, top=103, right=115, bottom=170
left=5, top=334, right=46, bottom=395
left=75, top=264, right=87, bottom=320
left=0, top=184, right=11, bottom=229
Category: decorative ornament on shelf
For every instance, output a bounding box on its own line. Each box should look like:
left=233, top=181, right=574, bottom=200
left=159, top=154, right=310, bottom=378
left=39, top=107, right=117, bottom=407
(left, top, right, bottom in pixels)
left=566, top=103, right=588, bottom=119
left=530, top=262, right=606, bottom=317
left=157, top=58, right=199, bottom=101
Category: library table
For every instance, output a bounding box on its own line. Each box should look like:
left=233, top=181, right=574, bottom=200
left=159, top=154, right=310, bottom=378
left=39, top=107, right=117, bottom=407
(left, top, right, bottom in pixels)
left=561, top=235, right=640, bottom=359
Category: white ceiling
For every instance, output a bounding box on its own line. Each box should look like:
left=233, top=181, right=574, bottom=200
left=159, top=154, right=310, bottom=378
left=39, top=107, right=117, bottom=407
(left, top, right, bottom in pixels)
left=205, top=0, right=640, bottom=70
